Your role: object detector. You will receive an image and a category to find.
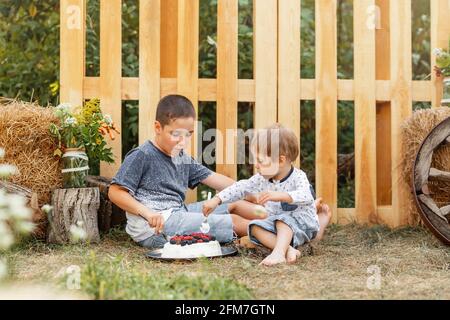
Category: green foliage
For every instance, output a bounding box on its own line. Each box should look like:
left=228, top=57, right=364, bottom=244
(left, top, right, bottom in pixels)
left=0, top=1, right=60, bottom=106
left=76, top=252, right=254, bottom=300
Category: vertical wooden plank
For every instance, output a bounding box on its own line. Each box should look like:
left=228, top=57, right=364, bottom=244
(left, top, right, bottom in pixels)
left=139, top=0, right=161, bottom=144
left=390, top=0, right=412, bottom=227
left=161, top=0, right=178, bottom=78
left=354, top=0, right=377, bottom=224
left=431, top=0, right=450, bottom=108
left=278, top=0, right=301, bottom=168
left=177, top=0, right=199, bottom=202
left=375, top=0, right=392, bottom=208
left=99, top=0, right=122, bottom=178
left=315, top=0, right=338, bottom=223
left=60, top=0, right=86, bottom=106
left=216, top=0, right=238, bottom=180
left=254, top=0, right=278, bottom=129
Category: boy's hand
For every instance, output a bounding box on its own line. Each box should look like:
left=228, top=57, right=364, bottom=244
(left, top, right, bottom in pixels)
left=202, top=196, right=221, bottom=217
left=141, top=210, right=164, bottom=234
left=257, top=191, right=292, bottom=205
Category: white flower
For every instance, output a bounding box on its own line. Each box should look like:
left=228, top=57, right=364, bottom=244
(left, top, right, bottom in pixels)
left=0, top=164, right=18, bottom=178
left=56, top=103, right=72, bottom=112
left=7, top=194, right=32, bottom=220
left=0, top=259, right=7, bottom=280
left=433, top=48, right=444, bottom=57
left=0, top=148, right=4, bottom=159
left=41, top=204, right=53, bottom=214
left=103, top=114, right=113, bottom=125
left=69, top=222, right=87, bottom=242
left=15, top=221, right=35, bottom=234
left=0, top=222, right=14, bottom=250
left=65, top=117, right=77, bottom=126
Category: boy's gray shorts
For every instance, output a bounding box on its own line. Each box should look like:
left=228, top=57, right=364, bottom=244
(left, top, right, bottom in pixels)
left=137, top=201, right=234, bottom=249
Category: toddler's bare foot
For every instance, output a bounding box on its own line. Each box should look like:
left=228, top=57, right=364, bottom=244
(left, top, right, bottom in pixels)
left=259, top=250, right=286, bottom=266
left=286, top=246, right=301, bottom=264
left=314, top=198, right=332, bottom=241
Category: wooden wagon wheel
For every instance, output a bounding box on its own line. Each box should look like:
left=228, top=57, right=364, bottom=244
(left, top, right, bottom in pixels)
left=412, top=116, right=450, bottom=245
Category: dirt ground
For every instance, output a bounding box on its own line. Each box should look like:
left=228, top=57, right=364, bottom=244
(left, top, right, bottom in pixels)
left=4, top=223, right=450, bottom=300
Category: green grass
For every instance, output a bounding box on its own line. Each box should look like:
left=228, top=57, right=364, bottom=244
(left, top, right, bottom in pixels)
left=75, top=252, right=253, bottom=300
left=3, top=224, right=450, bottom=300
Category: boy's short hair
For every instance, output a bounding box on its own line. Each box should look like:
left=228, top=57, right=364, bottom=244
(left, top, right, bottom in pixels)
left=156, top=95, right=196, bottom=127
left=252, top=123, right=299, bottom=162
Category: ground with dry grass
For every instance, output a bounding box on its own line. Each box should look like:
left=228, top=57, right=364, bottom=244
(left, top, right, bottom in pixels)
left=3, top=224, right=450, bottom=299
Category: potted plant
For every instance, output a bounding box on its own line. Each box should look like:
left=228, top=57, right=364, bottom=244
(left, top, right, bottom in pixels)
left=434, top=40, right=450, bottom=107
left=49, top=99, right=120, bottom=188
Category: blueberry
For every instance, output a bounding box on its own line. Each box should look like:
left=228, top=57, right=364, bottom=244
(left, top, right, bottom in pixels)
left=181, top=240, right=187, bottom=246
left=170, top=239, right=176, bottom=245
left=204, top=239, right=209, bottom=243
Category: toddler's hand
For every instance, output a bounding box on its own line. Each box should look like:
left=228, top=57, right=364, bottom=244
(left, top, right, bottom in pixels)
left=244, top=192, right=260, bottom=204
left=257, top=191, right=292, bottom=205
left=202, top=196, right=221, bottom=216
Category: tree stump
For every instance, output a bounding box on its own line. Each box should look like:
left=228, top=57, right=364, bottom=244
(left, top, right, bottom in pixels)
left=47, top=187, right=100, bottom=244
left=86, top=176, right=126, bottom=232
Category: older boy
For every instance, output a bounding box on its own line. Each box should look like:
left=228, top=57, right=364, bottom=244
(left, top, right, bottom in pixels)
left=108, top=95, right=259, bottom=248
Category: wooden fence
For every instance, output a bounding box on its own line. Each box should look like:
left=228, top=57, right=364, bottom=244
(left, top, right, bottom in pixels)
left=60, top=0, right=450, bottom=227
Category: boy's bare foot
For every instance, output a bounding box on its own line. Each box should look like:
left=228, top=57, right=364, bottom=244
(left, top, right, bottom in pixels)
left=314, top=198, right=332, bottom=241
left=237, top=236, right=257, bottom=249
left=259, top=250, right=286, bottom=266
left=286, top=246, right=301, bottom=264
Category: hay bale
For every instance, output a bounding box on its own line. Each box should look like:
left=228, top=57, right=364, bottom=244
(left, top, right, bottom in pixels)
left=0, top=98, right=63, bottom=238
left=401, top=107, right=450, bottom=226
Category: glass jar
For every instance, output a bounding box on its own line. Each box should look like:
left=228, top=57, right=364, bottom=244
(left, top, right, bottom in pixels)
left=442, top=77, right=450, bottom=107
left=61, top=148, right=90, bottom=188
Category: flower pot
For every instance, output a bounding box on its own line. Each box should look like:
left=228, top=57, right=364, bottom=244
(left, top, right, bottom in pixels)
left=443, top=77, right=450, bottom=107
left=61, top=148, right=90, bottom=188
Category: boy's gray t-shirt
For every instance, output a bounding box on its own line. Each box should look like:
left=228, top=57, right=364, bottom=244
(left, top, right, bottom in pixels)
left=111, top=140, right=212, bottom=241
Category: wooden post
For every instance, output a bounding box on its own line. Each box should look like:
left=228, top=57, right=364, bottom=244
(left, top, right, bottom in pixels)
left=216, top=0, right=239, bottom=180
left=315, top=0, right=338, bottom=223
left=161, top=0, right=178, bottom=79
left=47, top=188, right=100, bottom=244
left=177, top=0, right=199, bottom=203
left=139, top=0, right=161, bottom=144
left=254, top=0, right=278, bottom=130
left=375, top=0, right=392, bottom=216
left=99, top=0, right=122, bottom=178
left=390, top=0, right=413, bottom=227
left=60, top=0, right=86, bottom=106
left=354, top=0, right=377, bottom=224
left=278, top=0, right=301, bottom=169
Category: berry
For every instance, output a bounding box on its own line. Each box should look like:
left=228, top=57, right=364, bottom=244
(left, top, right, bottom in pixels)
left=181, top=240, right=187, bottom=246
left=170, top=239, right=176, bottom=245
left=197, top=239, right=203, bottom=243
